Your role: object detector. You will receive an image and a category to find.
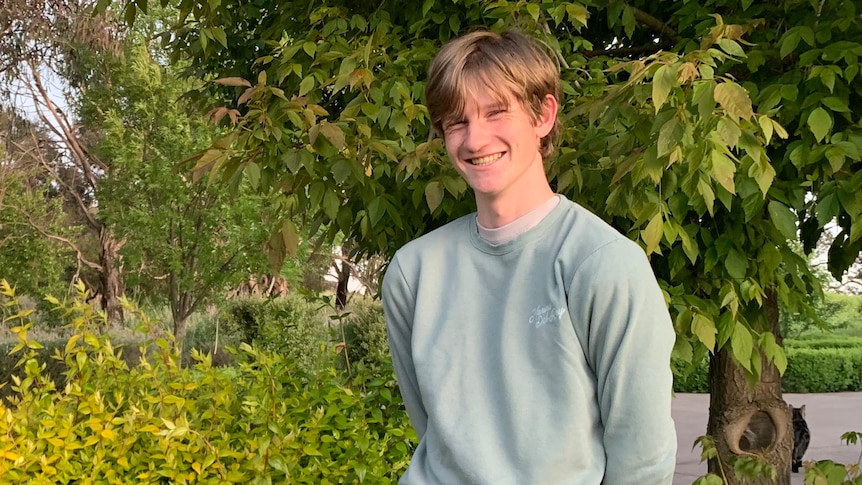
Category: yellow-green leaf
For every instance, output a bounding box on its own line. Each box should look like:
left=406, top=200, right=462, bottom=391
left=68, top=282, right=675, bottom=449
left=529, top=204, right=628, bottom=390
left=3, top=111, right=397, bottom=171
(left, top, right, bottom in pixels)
left=710, top=150, right=736, bottom=194
left=642, top=212, right=664, bottom=255
left=299, top=76, right=315, bottom=97
left=714, top=82, right=753, bottom=120
left=425, top=181, right=444, bottom=213
left=652, top=64, right=677, bottom=113
left=691, top=314, right=716, bottom=352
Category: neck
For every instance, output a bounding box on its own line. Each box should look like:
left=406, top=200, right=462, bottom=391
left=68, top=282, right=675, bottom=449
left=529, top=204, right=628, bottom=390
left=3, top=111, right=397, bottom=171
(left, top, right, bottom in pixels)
left=475, top=179, right=555, bottom=228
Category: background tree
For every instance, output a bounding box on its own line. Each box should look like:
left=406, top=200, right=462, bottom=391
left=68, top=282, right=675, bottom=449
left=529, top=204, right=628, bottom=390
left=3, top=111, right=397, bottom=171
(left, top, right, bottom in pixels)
left=0, top=107, right=72, bottom=301
left=108, top=1, right=862, bottom=482
left=1, top=0, right=128, bottom=323
left=74, top=9, right=274, bottom=342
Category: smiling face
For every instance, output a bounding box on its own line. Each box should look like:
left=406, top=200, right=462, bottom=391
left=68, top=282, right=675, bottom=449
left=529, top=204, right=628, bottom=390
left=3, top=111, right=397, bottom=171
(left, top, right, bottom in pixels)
left=442, top=78, right=558, bottom=205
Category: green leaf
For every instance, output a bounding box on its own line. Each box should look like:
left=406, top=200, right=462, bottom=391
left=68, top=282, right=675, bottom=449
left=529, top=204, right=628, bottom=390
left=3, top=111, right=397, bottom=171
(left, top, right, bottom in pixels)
left=323, top=190, right=340, bottom=220
left=714, top=82, right=753, bottom=120
left=566, top=3, right=588, bottom=26
left=718, top=38, right=745, bottom=58
left=821, top=96, right=851, bottom=112
left=299, top=76, right=315, bottom=97
left=779, top=28, right=800, bottom=58
left=725, top=248, right=748, bottom=279
left=730, top=323, right=754, bottom=372
left=424, top=181, right=444, bottom=213
left=367, top=196, right=385, bottom=226
left=807, top=107, right=832, bottom=143
left=303, top=41, right=316, bottom=58
left=657, top=117, right=683, bottom=158
left=211, top=27, right=228, bottom=49
left=767, top=201, right=797, bottom=239
left=246, top=162, right=260, bottom=190
left=331, top=159, right=353, bottom=184
left=526, top=3, right=540, bottom=21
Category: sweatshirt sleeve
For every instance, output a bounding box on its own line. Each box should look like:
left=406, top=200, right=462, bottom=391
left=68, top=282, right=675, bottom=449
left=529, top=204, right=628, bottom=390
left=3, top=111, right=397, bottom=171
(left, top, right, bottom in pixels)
left=381, top=255, right=428, bottom=439
left=568, top=238, right=677, bottom=484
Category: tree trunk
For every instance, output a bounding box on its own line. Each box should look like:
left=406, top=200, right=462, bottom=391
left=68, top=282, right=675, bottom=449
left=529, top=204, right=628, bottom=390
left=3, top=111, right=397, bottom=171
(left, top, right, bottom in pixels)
left=99, top=226, right=125, bottom=326
left=707, top=290, right=792, bottom=484
left=335, top=259, right=351, bottom=311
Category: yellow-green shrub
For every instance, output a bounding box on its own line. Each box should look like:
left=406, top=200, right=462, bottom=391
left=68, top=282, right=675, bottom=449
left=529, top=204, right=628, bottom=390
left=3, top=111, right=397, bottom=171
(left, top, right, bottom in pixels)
left=0, top=280, right=415, bottom=484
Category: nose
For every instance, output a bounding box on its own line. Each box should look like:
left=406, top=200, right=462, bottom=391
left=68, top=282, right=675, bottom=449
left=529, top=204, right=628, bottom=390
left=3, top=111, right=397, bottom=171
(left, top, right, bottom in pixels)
left=463, top=119, right=492, bottom=153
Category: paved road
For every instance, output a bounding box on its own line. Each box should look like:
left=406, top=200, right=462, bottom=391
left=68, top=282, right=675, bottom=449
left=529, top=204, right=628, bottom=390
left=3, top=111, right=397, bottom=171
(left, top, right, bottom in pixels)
left=672, top=393, right=862, bottom=485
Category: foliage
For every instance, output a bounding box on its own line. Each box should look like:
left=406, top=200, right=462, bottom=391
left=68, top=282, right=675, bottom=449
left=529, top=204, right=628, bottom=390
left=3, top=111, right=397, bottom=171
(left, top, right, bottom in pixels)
left=339, top=298, right=389, bottom=369
left=77, top=9, right=272, bottom=337
left=785, top=336, right=862, bottom=350
left=804, top=432, right=862, bottom=485
left=674, top=344, right=862, bottom=393
left=101, top=0, right=862, bottom=388
left=0, top=109, right=74, bottom=303
left=783, top=347, right=862, bottom=393
left=0, top=279, right=415, bottom=483
left=218, top=296, right=331, bottom=373
left=782, top=292, right=862, bottom=339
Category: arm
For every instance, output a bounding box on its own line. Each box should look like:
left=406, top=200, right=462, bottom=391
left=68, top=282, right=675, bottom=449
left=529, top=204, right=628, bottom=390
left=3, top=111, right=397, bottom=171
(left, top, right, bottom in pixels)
left=569, top=238, right=677, bottom=484
left=382, top=256, right=428, bottom=438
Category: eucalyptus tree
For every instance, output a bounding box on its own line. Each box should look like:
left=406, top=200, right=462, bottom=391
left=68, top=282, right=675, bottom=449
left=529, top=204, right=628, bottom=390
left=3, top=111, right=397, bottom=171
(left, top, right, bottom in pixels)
left=1, top=0, right=128, bottom=323
left=108, top=0, right=862, bottom=482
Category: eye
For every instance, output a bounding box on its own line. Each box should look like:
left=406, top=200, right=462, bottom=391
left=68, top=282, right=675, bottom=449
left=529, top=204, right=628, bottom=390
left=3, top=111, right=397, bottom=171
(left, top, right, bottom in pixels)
left=487, top=107, right=507, bottom=118
left=443, top=119, right=466, bottom=133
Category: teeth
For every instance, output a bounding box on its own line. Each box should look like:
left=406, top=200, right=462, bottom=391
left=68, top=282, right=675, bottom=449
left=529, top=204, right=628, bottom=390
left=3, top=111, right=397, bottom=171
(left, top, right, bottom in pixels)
left=470, top=153, right=503, bottom=166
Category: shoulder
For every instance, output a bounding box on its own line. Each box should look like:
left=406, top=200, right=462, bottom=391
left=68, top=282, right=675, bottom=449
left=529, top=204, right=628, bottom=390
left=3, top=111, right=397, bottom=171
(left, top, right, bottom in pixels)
left=392, top=213, right=474, bottom=262
left=551, top=198, right=654, bottom=280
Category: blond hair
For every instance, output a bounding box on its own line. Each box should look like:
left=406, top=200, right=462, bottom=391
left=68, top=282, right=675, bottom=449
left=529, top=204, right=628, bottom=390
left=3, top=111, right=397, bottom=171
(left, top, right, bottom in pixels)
left=425, top=30, right=562, bottom=159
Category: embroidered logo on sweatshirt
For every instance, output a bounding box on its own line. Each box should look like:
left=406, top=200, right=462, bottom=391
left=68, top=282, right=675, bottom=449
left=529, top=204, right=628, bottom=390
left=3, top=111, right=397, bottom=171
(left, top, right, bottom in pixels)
left=529, top=305, right=566, bottom=328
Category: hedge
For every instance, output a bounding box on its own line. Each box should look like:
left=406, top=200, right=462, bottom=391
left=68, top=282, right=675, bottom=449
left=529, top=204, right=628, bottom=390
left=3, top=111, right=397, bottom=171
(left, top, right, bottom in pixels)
left=674, top=346, right=862, bottom=393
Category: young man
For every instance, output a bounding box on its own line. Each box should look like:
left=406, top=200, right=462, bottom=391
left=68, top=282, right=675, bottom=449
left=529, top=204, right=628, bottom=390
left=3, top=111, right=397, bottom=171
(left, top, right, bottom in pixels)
left=382, top=30, right=677, bottom=484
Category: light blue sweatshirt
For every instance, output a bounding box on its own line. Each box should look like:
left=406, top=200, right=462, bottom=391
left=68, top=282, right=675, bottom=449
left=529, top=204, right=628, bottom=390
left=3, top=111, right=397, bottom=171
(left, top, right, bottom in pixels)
left=382, top=196, right=677, bottom=484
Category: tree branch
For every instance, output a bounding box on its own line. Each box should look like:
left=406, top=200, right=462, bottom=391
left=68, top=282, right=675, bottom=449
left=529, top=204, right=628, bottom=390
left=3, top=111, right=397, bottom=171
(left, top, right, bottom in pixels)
left=632, top=7, right=681, bottom=44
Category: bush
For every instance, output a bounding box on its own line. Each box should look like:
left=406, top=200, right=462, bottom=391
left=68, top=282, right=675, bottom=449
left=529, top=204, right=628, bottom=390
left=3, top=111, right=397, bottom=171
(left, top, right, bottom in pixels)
left=674, top=345, right=862, bottom=393
left=784, top=336, right=862, bottom=349
left=0, top=280, right=416, bottom=484
left=782, top=347, right=862, bottom=393
left=340, top=298, right=389, bottom=369
left=219, top=296, right=332, bottom=372
left=672, top=358, right=710, bottom=393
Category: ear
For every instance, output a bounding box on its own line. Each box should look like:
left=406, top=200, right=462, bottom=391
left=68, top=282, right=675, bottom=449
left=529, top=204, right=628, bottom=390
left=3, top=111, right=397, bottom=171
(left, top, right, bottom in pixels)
left=533, top=94, right=558, bottom=138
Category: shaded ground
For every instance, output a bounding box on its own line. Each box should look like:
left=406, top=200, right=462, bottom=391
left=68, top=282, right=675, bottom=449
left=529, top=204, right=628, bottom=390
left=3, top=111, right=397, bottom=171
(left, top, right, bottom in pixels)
left=672, top=392, right=862, bottom=485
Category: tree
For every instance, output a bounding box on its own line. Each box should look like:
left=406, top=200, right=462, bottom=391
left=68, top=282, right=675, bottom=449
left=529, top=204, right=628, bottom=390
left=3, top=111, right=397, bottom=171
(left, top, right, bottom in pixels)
left=108, top=1, right=862, bottom=482
left=1, top=0, right=129, bottom=324
left=76, top=10, right=273, bottom=342
left=0, top=107, right=72, bottom=301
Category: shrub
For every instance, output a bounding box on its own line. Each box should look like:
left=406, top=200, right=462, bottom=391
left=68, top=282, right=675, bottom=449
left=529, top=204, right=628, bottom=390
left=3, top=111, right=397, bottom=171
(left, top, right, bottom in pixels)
left=782, top=347, right=862, bottom=393
left=340, top=298, right=389, bottom=369
left=673, top=344, right=862, bottom=393
left=219, top=296, right=332, bottom=372
left=673, top=357, right=710, bottom=393
left=0, top=280, right=416, bottom=484
left=784, top=336, right=862, bottom=350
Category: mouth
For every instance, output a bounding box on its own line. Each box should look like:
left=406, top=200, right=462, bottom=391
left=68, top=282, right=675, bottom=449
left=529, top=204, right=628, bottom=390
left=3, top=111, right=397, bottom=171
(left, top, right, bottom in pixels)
left=468, top=153, right=504, bottom=166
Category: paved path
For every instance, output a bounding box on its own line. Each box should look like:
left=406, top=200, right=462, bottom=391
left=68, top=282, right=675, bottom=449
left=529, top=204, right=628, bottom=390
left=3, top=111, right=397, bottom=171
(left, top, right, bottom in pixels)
left=672, top=393, right=862, bottom=485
